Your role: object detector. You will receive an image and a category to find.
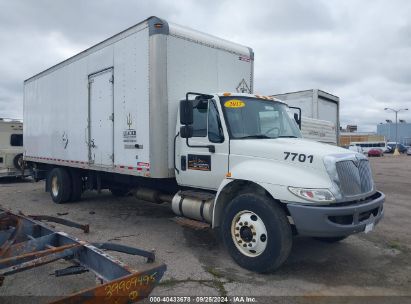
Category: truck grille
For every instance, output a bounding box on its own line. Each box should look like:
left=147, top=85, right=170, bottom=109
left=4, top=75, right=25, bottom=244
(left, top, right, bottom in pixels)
left=336, top=159, right=373, bottom=197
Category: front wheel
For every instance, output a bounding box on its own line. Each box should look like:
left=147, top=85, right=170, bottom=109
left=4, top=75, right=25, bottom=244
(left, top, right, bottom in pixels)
left=221, top=193, right=292, bottom=273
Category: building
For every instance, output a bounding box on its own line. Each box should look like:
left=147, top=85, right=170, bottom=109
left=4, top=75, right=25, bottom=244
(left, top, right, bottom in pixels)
left=339, top=132, right=385, bottom=147
left=377, top=122, right=411, bottom=145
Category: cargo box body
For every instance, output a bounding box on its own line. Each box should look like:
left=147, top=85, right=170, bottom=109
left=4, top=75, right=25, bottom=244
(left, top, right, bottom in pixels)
left=24, top=17, right=253, bottom=178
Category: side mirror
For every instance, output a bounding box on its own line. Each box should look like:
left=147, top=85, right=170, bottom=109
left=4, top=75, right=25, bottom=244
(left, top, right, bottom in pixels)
left=289, top=106, right=302, bottom=130
left=180, top=125, right=193, bottom=139
left=180, top=100, right=193, bottom=125
left=293, top=113, right=301, bottom=129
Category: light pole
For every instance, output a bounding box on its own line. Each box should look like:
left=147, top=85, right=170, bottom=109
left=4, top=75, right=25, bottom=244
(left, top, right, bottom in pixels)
left=384, top=107, right=408, bottom=155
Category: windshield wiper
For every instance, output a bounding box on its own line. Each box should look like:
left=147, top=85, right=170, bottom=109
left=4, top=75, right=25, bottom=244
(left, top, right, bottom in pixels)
left=238, top=134, right=272, bottom=139
left=277, top=135, right=298, bottom=138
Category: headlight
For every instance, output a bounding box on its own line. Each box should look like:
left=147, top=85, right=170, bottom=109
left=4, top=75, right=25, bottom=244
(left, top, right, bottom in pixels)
left=288, top=187, right=335, bottom=203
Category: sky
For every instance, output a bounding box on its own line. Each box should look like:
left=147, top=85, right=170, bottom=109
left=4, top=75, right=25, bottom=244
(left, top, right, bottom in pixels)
left=0, top=0, right=410, bottom=131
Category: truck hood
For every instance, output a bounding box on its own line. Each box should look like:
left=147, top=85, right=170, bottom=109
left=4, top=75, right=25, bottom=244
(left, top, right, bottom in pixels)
left=229, top=138, right=353, bottom=163
left=228, top=138, right=370, bottom=203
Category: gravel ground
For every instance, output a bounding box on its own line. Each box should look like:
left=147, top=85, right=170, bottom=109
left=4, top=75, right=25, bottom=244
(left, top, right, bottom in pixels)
left=0, top=154, right=410, bottom=303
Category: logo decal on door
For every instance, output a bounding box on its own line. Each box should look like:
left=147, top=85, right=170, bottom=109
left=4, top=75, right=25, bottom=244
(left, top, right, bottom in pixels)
left=188, top=154, right=211, bottom=171
left=123, top=112, right=137, bottom=149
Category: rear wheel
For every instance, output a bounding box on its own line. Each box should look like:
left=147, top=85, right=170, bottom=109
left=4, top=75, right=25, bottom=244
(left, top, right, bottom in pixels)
left=221, top=193, right=292, bottom=273
left=49, top=168, right=72, bottom=204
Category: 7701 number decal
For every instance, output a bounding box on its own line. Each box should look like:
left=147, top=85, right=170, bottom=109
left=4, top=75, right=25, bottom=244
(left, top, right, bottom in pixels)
left=284, top=152, right=314, bottom=163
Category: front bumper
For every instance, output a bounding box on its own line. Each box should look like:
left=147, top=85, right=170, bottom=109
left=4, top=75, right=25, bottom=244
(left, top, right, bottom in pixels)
left=287, top=191, right=385, bottom=237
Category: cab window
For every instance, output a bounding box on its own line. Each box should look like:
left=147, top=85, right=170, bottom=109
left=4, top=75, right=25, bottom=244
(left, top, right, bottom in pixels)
left=259, top=108, right=281, bottom=136
left=192, top=100, right=208, bottom=137
left=208, top=101, right=224, bottom=143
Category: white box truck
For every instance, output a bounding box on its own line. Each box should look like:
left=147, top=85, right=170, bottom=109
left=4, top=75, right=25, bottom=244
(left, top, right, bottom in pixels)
left=24, top=17, right=384, bottom=272
left=273, top=89, right=340, bottom=144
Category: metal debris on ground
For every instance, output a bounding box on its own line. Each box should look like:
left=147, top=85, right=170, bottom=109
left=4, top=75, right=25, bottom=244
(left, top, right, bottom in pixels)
left=0, top=208, right=166, bottom=303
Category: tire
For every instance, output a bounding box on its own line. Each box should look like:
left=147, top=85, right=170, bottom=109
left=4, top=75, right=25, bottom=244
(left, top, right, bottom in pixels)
left=49, top=168, right=72, bottom=204
left=221, top=193, right=292, bottom=273
left=69, top=169, right=82, bottom=202
left=314, top=236, right=348, bottom=243
left=13, top=154, right=24, bottom=170
left=110, top=188, right=129, bottom=197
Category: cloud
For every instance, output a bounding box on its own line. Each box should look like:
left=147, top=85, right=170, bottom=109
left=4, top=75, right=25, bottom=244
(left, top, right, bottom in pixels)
left=0, top=0, right=410, bottom=131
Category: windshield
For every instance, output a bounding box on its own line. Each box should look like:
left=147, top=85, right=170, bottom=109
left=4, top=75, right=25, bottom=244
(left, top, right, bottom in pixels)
left=220, top=96, right=302, bottom=139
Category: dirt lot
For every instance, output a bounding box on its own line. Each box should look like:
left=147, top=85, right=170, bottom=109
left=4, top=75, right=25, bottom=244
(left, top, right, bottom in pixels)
left=0, top=155, right=410, bottom=303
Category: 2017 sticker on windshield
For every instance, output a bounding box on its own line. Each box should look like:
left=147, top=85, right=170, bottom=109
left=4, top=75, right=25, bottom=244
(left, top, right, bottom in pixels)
left=224, top=99, right=245, bottom=108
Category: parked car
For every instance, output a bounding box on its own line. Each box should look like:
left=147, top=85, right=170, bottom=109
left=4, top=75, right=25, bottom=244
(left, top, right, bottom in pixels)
left=386, top=142, right=407, bottom=153
left=407, top=146, right=411, bottom=155
left=368, top=148, right=384, bottom=157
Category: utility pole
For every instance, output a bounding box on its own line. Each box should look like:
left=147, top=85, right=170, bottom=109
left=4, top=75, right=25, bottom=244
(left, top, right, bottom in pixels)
left=384, top=107, right=408, bottom=155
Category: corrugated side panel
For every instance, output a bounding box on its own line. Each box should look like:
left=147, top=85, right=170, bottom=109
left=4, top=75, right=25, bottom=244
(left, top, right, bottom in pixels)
left=301, top=117, right=337, bottom=144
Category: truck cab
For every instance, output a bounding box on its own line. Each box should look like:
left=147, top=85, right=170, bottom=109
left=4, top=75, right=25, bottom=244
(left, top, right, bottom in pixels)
left=175, top=92, right=384, bottom=272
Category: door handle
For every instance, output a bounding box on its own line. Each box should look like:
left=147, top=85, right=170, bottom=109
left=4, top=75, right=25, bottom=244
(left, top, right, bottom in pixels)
left=181, top=156, right=186, bottom=171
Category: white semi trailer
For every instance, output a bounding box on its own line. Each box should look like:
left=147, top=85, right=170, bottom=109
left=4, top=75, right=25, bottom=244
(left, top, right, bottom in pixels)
left=24, top=17, right=384, bottom=272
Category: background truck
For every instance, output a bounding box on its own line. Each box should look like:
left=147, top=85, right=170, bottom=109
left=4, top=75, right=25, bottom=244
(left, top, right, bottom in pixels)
left=0, top=118, right=28, bottom=178
left=300, top=117, right=337, bottom=145
left=24, top=16, right=384, bottom=273
left=273, top=89, right=340, bottom=145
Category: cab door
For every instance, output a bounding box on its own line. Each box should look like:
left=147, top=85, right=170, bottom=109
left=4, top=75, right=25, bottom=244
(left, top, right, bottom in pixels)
left=176, top=99, right=229, bottom=190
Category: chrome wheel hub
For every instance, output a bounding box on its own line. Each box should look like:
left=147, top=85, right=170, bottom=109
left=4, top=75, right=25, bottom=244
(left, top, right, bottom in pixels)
left=231, top=210, right=267, bottom=257
left=51, top=176, right=59, bottom=197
